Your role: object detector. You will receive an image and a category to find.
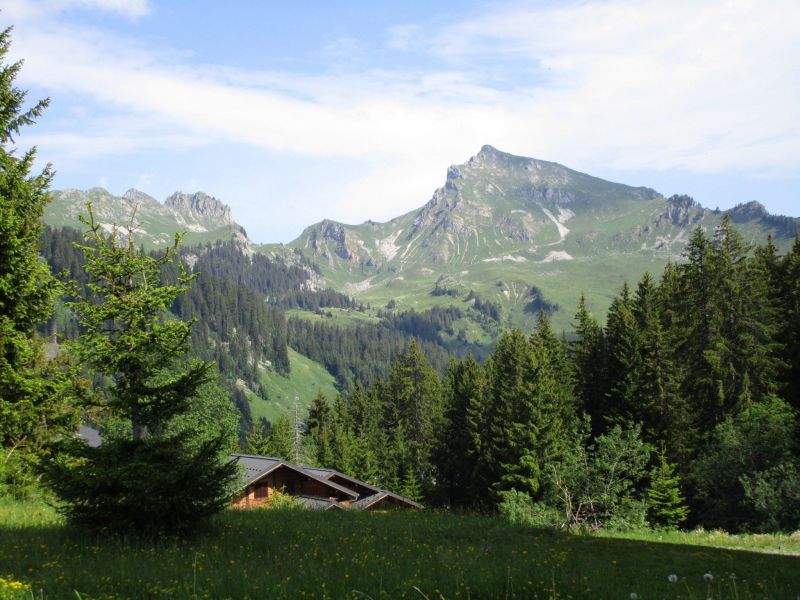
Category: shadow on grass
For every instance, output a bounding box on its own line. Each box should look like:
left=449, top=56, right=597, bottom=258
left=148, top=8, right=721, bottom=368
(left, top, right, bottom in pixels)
left=1, top=510, right=798, bottom=599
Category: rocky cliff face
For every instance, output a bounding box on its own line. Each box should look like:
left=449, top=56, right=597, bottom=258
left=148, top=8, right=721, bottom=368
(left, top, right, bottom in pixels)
left=165, top=191, right=235, bottom=226
left=46, top=188, right=246, bottom=248
left=310, top=221, right=358, bottom=262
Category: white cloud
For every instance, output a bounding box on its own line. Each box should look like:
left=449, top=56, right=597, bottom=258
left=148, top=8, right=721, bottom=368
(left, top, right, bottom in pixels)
left=3, top=0, right=150, bottom=20
left=4, top=0, right=800, bottom=227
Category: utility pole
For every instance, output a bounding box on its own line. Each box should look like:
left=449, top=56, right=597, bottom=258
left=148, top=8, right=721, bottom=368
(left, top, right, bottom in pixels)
left=293, top=394, right=301, bottom=463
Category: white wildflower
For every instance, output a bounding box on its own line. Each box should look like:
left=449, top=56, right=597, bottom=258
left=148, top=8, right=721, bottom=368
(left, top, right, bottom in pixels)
left=630, top=594, right=638, bottom=600
left=668, top=574, right=678, bottom=583
left=704, top=573, right=714, bottom=583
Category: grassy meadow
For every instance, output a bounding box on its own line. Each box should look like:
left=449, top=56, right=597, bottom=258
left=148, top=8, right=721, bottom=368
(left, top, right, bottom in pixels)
left=1, top=498, right=798, bottom=599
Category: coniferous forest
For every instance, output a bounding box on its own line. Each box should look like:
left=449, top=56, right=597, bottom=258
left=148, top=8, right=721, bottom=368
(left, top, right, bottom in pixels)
left=302, top=220, right=800, bottom=533
left=26, top=215, right=800, bottom=534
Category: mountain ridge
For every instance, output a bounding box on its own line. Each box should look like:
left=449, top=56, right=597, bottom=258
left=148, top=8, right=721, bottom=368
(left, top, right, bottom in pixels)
left=45, top=147, right=800, bottom=331
left=283, top=146, right=799, bottom=330
left=45, top=187, right=248, bottom=248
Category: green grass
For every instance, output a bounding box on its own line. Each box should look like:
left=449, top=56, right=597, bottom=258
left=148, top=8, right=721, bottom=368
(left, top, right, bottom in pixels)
left=1, top=498, right=798, bottom=599
left=248, top=348, right=339, bottom=423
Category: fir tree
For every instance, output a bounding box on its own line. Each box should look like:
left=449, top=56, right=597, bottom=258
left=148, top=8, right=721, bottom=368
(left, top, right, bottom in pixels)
left=265, top=415, right=295, bottom=461
left=434, top=355, right=486, bottom=507
left=44, top=207, right=237, bottom=534
left=0, top=27, right=78, bottom=494
left=569, top=294, right=607, bottom=432
left=647, top=450, right=688, bottom=530
left=383, top=340, right=443, bottom=496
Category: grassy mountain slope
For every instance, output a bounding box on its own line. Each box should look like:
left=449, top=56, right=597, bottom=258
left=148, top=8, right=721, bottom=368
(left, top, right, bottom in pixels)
left=244, top=348, right=339, bottom=423
left=46, top=187, right=247, bottom=249
left=287, top=145, right=799, bottom=330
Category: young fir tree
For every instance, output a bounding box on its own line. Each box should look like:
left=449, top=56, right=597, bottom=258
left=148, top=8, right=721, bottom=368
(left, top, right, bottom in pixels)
left=44, top=208, right=237, bottom=534
left=264, top=415, right=295, bottom=461
left=0, top=27, right=78, bottom=494
left=646, top=450, right=689, bottom=530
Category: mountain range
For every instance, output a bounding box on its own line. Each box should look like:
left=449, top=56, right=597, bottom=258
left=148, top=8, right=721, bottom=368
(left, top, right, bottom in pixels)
left=45, top=146, right=800, bottom=332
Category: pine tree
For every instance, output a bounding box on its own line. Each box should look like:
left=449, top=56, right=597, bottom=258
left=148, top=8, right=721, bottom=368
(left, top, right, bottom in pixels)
left=604, top=284, right=642, bottom=426
left=0, top=27, right=78, bottom=494
left=434, top=355, right=486, bottom=507
left=569, top=294, right=607, bottom=431
left=265, top=415, right=295, bottom=461
left=306, top=390, right=334, bottom=466
left=44, top=207, right=237, bottom=534
left=647, top=450, right=688, bottom=530
left=780, top=236, right=800, bottom=410
left=383, top=340, right=443, bottom=496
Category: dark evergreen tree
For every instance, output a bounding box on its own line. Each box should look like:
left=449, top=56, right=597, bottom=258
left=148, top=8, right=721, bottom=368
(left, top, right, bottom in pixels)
left=569, top=295, right=607, bottom=430
left=382, top=340, right=443, bottom=496
left=44, top=208, right=237, bottom=534
left=0, top=27, right=78, bottom=495
left=434, top=355, right=486, bottom=508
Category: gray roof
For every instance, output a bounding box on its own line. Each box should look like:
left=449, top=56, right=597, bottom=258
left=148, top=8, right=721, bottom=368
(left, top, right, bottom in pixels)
left=301, top=465, right=381, bottom=495
left=350, top=491, right=424, bottom=511
left=229, top=454, right=359, bottom=499
left=295, top=496, right=346, bottom=510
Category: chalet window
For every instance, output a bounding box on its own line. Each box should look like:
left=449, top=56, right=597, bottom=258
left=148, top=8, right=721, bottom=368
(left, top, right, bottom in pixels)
left=254, top=484, right=268, bottom=498
left=284, top=481, right=295, bottom=495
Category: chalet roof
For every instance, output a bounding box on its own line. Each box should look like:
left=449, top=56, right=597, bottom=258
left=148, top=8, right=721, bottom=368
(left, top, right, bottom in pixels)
left=295, top=496, right=346, bottom=511
left=301, top=465, right=381, bottom=495
left=229, top=454, right=359, bottom=500
left=350, top=491, right=424, bottom=511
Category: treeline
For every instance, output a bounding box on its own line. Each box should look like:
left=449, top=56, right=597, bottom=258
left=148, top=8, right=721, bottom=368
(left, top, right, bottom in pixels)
left=191, top=241, right=357, bottom=310
left=301, top=218, right=800, bottom=533
left=287, top=317, right=452, bottom=391
left=378, top=306, right=463, bottom=343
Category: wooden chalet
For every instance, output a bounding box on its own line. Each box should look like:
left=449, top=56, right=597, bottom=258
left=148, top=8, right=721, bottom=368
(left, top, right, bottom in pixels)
left=230, top=454, right=423, bottom=511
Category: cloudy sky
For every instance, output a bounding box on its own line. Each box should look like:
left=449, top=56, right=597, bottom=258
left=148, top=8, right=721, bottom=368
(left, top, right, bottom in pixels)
left=4, top=0, right=799, bottom=243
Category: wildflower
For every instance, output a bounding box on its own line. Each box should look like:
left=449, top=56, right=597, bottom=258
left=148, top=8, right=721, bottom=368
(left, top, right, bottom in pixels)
left=704, top=573, right=714, bottom=583
left=630, top=593, right=638, bottom=599
left=668, top=574, right=678, bottom=583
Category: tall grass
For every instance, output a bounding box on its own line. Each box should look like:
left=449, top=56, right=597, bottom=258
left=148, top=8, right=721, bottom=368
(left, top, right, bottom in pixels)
left=1, top=499, right=798, bottom=599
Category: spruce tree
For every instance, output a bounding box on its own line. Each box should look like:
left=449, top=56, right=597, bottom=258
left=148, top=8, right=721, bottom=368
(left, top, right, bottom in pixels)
left=647, top=450, right=688, bottom=530
left=604, top=284, right=642, bottom=426
left=780, top=236, right=800, bottom=410
left=434, top=355, right=485, bottom=507
left=569, top=294, right=607, bottom=430
left=44, top=208, right=237, bottom=534
left=383, top=340, right=442, bottom=496
left=0, top=27, right=78, bottom=493
left=265, top=415, right=295, bottom=461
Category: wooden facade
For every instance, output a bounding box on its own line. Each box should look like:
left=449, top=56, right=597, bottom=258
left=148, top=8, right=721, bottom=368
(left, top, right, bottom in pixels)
left=229, top=454, right=423, bottom=511
left=231, top=463, right=355, bottom=508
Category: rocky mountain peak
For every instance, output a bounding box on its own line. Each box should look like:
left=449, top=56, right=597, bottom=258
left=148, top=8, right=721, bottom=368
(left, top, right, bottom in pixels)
left=122, top=188, right=159, bottom=207
left=165, top=191, right=234, bottom=225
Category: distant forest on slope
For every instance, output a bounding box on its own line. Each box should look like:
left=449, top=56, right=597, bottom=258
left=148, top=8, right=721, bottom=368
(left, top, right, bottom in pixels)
left=298, top=218, right=800, bottom=533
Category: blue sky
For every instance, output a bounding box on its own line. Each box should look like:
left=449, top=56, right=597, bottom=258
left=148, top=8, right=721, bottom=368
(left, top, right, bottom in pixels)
left=4, top=0, right=799, bottom=243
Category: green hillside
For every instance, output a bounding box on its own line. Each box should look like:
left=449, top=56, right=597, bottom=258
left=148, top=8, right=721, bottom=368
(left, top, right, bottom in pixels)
left=245, top=348, right=339, bottom=423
